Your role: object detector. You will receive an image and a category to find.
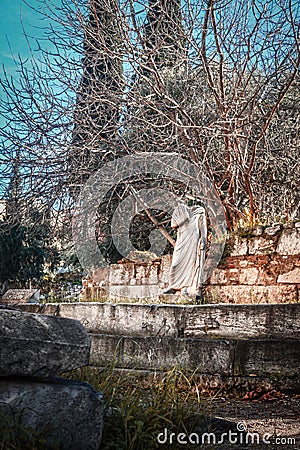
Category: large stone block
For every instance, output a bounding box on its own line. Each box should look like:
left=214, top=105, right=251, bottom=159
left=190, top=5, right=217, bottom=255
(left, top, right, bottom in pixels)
left=276, top=229, right=300, bottom=255
left=0, top=309, right=90, bottom=377
left=107, top=284, right=161, bottom=299
left=205, top=284, right=298, bottom=304
left=248, top=236, right=276, bottom=255
left=1, top=289, right=40, bottom=304
left=277, top=268, right=300, bottom=283
left=17, top=302, right=300, bottom=340
left=90, top=334, right=300, bottom=377
left=90, top=334, right=234, bottom=374
left=0, top=377, right=103, bottom=450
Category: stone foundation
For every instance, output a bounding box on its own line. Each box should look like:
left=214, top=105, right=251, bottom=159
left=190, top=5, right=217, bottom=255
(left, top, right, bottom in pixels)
left=80, top=223, right=300, bottom=303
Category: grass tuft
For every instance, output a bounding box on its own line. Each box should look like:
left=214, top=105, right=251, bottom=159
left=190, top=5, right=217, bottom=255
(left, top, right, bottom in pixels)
left=66, top=361, right=207, bottom=450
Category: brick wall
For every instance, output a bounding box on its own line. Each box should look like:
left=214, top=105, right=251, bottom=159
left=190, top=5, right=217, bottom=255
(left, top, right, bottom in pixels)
left=81, top=222, right=300, bottom=303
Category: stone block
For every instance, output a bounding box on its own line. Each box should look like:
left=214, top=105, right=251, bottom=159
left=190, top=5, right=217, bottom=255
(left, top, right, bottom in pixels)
left=239, top=267, right=259, bottom=285
left=205, top=284, right=297, bottom=304
left=264, top=224, right=281, bottom=236
left=107, top=284, right=161, bottom=299
left=277, top=268, right=300, bottom=283
left=231, top=237, right=248, bottom=256
left=0, top=377, right=103, bottom=450
left=90, top=334, right=299, bottom=377
left=159, top=255, right=172, bottom=285
left=17, top=302, right=300, bottom=339
left=146, top=264, right=159, bottom=284
left=276, top=229, right=300, bottom=255
left=184, top=303, right=300, bottom=339
left=209, top=268, right=228, bottom=285
left=90, top=334, right=234, bottom=374
left=109, top=263, right=134, bottom=285
left=248, top=237, right=276, bottom=255
left=0, top=309, right=90, bottom=377
left=234, top=339, right=299, bottom=376
left=1, top=289, right=40, bottom=304
left=228, top=268, right=239, bottom=283
left=135, top=265, right=146, bottom=280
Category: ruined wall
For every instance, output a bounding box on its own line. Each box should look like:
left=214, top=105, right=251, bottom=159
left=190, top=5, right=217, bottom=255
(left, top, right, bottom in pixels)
left=206, top=223, right=300, bottom=303
left=81, top=222, right=300, bottom=303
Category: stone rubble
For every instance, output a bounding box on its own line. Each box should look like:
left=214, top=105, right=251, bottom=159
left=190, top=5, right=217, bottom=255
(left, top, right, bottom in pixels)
left=0, top=308, right=103, bottom=449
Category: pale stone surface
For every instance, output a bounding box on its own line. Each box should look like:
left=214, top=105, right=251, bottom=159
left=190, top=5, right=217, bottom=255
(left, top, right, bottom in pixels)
left=0, top=309, right=90, bottom=377
left=90, top=334, right=299, bottom=376
left=231, top=237, right=248, bottom=256
left=239, top=267, right=259, bottom=285
left=210, top=268, right=228, bottom=285
left=18, top=303, right=300, bottom=339
left=147, top=264, right=159, bottom=284
left=107, top=284, right=161, bottom=299
left=90, top=334, right=234, bottom=374
left=135, top=265, right=146, bottom=280
left=1, top=289, right=40, bottom=304
left=248, top=237, right=276, bottom=255
left=277, top=268, right=300, bottom=283
left=109, top=263, right=134, bottom=285
left=159, top=254, right=172, bottom=285
left=205, top=284, right=298, bottom=304
left=276, top=229, right=300, bottom=255
left=239, top=260, right=248, bottom=268
left=264, top=224, right=281, bottom=236
left=0, top=377, right=103, bottom=450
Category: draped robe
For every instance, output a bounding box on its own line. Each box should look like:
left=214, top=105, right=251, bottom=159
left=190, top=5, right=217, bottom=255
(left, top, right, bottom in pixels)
left=166, top=203, right=206, bottom=294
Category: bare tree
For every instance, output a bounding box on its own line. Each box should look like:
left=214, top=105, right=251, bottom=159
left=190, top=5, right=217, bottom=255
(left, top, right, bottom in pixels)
left=0, top=0, right=299, bottom=242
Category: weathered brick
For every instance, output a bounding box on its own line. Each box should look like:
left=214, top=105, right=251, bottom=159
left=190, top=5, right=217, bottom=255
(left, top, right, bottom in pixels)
left=276, top=229, right=300, bottom=255
left=277, top=268, right=300, bottom=284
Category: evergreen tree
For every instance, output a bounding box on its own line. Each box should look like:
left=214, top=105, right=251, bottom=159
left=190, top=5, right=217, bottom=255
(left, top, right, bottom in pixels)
left=69, top=0, right=124, bottom=190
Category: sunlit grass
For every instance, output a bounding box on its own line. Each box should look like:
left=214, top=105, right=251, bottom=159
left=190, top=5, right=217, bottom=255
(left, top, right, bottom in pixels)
left=66, top=361, right=207, bottom=450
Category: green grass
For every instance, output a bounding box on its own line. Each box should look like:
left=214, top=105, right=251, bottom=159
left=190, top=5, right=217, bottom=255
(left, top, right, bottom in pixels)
left=66, top=363, right=207, bottom=450
left=0, top=363, right=209, bottom=450
left=0, top=407, right=59, bottom=450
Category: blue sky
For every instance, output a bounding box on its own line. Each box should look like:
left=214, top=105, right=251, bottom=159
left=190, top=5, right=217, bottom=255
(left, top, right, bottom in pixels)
left=0, top=0, right=44, bottom=77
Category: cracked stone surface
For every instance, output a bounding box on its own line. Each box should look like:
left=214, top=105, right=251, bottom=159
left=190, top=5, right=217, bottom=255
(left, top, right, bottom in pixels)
left=0, top=309, right=90, bottom=377
left=0, top=377, right=103, bottom=450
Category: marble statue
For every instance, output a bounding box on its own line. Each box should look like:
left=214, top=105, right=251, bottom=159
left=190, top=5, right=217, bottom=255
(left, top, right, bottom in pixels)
left=164, top=201, right=207, bottom=296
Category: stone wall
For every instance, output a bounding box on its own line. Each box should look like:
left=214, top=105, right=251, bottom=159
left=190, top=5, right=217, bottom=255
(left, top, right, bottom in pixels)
left=207, top=223, right=300, bottom=303
left=17, top=302, right=300, bottom=393
left=81, top=222, right=300, bottom=303
left=19, top=302, right=300, bottom=340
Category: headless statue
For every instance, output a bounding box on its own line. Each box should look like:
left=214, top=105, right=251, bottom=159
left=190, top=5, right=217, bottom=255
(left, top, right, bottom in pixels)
left=165, top=202, right=207, bottom=296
